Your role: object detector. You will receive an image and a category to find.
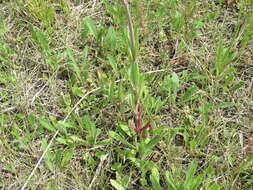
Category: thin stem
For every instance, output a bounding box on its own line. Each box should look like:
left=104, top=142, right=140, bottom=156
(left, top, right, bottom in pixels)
left=123, top=0, right=136, bottom=61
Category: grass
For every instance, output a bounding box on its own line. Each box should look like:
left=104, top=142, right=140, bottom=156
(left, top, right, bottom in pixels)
left=0, top=0, right=253, bottom=189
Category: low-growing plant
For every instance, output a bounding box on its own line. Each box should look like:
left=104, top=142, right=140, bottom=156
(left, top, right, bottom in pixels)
left=26, top=0, right=55, bottom=34
left=122, top=0, right=153, bottom=137
left=165, top=160, right=221, bottom=190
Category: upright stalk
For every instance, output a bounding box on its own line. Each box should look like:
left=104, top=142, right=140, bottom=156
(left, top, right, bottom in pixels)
left=123, top=0, right=151, bottom=137
left=123, top=0, right=136, bottom=62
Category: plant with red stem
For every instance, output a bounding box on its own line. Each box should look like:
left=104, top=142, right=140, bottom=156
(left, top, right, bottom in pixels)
left=130, top=104, right=151, bottom=137
left=122, top=0, right=151, bottom=137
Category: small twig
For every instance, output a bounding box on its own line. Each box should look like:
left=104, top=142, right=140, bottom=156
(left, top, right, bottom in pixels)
left=21, top=131, right=59, bottom=190
left=85, top=145, right=105, bottom=151
left=249, top=78, right=253, bottom=99
left=144, top=69, right=166, bottom=75
left=0, top=87, right=9, bottom=91
left=31, top=82, right=47, bottom=105
left=2, top=106, right=16, bottom=113
left=239, top=132, right=243, bottom=154
left=6, top=181, right=20, bottom=190
left=92, top=0, right=97, bottom=10
left=88, top=153, right=109, bottom=189
left=31, top=67, right=59, bottom=106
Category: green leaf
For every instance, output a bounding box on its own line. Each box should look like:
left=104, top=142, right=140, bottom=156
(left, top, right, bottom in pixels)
left=152, top=167, right=160, bottom=181
left=61, top=148, right=75, bottom=167
left=208, top=184, right=220, bottom=190
left=109, top=131, right=135, bottom=148
left=122, top=175, right=131, bottom=188
left=45, top=157, right=54, bottom=172
left=188, top=174, right=203, bottom=190
left=138, top=142, right=152, bottom=159
left=62, top=93, right=72, bottom=106
left=69, top=135, right=85, bottom=143
left=97, top=27, right=106, bottom=42
left=83, top=115, right=99, bottom=145
left=54, top=149, right=62, bottom=167
left=96, top=138, right=111, bottom=145
left=229, top=81, right=246, bottom=91
left=180, top=85, right=199, bottom=103
left=41, top=138, right=48, bottom=150
left=128, top=62, right=140, bottom=88
left=184, top=160, right=197, bottom=187
left=216, top=102, right=235, bottom=109
left=82, top=47, right=89, bottom=64
left=111, top=162, right=122, bottom=171
left=165, top=171, right=178, bottom=190
left=108, top=55, right=118, bottom=71
left=40, top=119, right=56, bottom=132
left=41, top=138, right=54, bottom=172
left=72, top=86, right=84, bottom=97
left=84, top=17, right=97, bottom=39
left=224, top=75, right=235, bottom=88
left=214, top=39, right=236, bottom=78
left=110, top=179, right=125, bottom=190
left=35, top=31, right=51, bottom=55
left=139, top=135, right=162, bottom=159
left=150, top=167, right=162, bottom=190
left=66, top=47, right=81, bottom=80
left=133, top=23, right=139, bottom=60
left=56, top=137, right=69, bottom=145
left=118, top=123, right=132, bottom=137
left=215, top=40, right=225, bottom=76
left=55, top=121, right=68, bottom=136
left=160, top=73, right=180, bottom=104
left=146, top=135, right=162, bottom=150
left=171, top=72, right=180, bottom=89
left=236, top=154, right=253, bottom=173
left=106, top=27, right=117, bottom=50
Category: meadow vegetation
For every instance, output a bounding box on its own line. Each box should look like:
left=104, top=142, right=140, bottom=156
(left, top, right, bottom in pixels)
left=0, top=0, right=253, bottom=189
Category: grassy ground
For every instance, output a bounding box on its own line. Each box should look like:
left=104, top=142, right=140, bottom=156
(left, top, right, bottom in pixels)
left=0, top=0, right=253, bottom=189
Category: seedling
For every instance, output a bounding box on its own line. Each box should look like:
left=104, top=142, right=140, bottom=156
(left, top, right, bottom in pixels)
left=123, top=0, right=152, bottom=138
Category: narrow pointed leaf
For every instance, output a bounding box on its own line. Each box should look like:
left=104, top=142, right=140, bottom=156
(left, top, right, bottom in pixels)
left=84, top=17, right=97, bottom=39
left=129, top=62, right=140, bottom=88
left=150, top=167, right=162, bottom=190
left=110, top=179, right=125, bottom=190
left=109, top=131, right=135, bottom=148
left=165, top=171, right=178, bottom=190
left=146, top=135, right=162, bottom=150
left=184, top=160, right=197, bottom=187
